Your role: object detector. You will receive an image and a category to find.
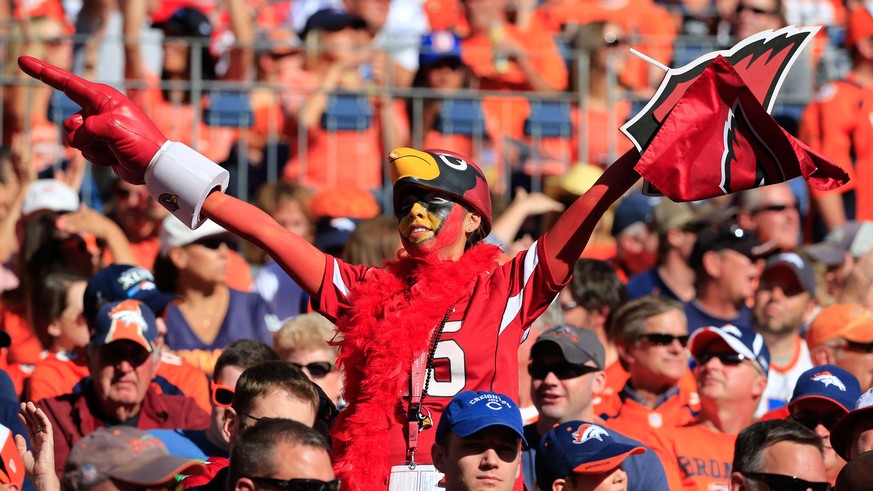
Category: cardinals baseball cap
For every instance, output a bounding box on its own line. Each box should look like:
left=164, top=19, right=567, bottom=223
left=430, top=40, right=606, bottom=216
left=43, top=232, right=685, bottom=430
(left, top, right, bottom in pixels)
left=0, top=425, right=24, bottom=488
left=20, top=179, right=79, bottom=217
left=531, top=325, right=605, bottom=369
left=63, top=426, right=206, bottom=490
left=761, top=252, right=817, bottom=297
left=159, top=215, right=231, bottom=256
left=806, top=304, right=873, bottom=349
left=90, top=299, right=158, bottom=352
left=805, top=221, right=873, bottom=267
left=536, top=421, right=645, bottom=489
left=688, top=324, right=771, bottom=376
left=830, top=387, right=873, bottom=461
left=789, top=364, right=862, bottom=413
left=83, top=265, right=178, bottom=322
left=435, top=391, right=526, bottom=445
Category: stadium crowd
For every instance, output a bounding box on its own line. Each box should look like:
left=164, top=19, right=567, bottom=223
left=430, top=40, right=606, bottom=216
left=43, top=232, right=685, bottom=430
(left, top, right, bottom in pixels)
left=1, top=0, right=873, bottom=489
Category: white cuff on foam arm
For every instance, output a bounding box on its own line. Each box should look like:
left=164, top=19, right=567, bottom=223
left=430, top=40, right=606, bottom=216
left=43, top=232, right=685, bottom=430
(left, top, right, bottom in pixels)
left=144, top=141, right=229, bottom=229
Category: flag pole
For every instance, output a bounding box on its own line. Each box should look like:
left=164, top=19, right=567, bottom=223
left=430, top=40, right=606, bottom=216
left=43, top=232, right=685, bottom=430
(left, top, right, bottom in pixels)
left=630, top=48, right=670, bottom=72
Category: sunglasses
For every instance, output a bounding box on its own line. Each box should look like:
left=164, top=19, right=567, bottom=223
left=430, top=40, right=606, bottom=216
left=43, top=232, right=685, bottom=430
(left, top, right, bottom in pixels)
left=735, top=4, right=778, bottom=15
left=840, top=340, right=873, bottom=354
left=98, top=343, right=153, bottom=367
left=742, top=472, right=830, bottom=491
left=696, top=352, right=749, bottom=366
left=528, top=362, right=600, bottom=380
left=558, top=300, right=579, bottom=312
left=754, top=203, right=798, bottom=214
left=638, top=333, right=689, bottom=347
left=290, top=361, right=334, bottom=379
left=604, top=33, right=627, bottom=48
left=189, top=237, right=231, bottom=250
left=211, top=382, right=234, bottom=407
left=247, top=477, right=339, bottom=491
left=791, top=411, right=843, bottom=431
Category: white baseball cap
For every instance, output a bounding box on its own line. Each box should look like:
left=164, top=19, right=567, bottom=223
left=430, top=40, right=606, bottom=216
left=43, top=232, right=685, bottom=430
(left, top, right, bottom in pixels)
left=158, top=215, right=229, bottom=256
left=20, top=179, right=79, bottom=217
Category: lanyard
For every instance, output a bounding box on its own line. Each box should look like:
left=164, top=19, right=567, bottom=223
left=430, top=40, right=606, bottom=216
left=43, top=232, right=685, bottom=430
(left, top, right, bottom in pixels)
left=405, top=308, right=453, bottom=468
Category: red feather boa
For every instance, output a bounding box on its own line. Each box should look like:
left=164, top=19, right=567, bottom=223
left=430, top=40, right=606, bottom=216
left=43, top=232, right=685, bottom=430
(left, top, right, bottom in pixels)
left=330, top=244, right=502, bottom=490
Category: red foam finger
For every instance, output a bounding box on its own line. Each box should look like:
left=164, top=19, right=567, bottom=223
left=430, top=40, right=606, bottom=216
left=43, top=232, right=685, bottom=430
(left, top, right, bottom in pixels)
left=18, top=56, right=108, bottom=111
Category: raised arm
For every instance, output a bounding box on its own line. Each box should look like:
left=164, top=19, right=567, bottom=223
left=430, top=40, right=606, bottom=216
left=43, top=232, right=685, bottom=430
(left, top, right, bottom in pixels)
left=17, top=56, right=327, bottom=294
left=542, top=148, right=642, bottom=282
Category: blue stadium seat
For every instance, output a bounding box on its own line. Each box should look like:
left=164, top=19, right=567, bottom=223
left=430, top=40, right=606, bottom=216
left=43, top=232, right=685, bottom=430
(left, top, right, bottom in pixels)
left=203, top=91, right=254, bottom=128
left=434, top=99, right=486, bottom=136
left=47, top=90, right=81, bottom=125
left=524, top=101, right=572, bottom=138
left=321, top=94, right=373, bottom=131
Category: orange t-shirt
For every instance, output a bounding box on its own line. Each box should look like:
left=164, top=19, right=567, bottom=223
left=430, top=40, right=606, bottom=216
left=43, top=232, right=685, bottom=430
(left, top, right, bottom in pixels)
left=156, top=350, right=211, bottom=413
left=649, top=424, right=736, bottom=491
left=571, top=102, right=634, bottom=167
left=0, top=303, right=42, bottom=366
left=27, top=350, right=89, bottom=402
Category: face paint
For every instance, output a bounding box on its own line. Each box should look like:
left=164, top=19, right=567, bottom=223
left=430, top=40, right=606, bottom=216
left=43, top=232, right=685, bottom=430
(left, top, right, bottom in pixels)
left=398, top=191, right=467, bottom=256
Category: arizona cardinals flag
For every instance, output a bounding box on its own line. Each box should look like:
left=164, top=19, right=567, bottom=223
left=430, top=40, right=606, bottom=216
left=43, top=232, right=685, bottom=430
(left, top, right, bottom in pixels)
left=633, top=55, right=848, bottom=202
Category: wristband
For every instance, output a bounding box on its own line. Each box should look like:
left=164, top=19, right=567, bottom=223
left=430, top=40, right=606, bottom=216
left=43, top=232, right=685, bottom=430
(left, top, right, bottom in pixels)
left=144, top=141, right=229, bottom=229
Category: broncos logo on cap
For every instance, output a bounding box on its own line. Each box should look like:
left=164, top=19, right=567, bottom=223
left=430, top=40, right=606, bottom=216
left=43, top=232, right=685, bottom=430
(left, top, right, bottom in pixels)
left=572, top=424, right=609, bottom=445
left=106, top=300, right=152, bottom=349
left=812, top=371, right=847, bottom=391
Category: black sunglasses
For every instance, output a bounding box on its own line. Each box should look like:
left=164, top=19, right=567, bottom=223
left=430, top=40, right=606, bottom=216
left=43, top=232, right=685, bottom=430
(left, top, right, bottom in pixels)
left=98, top=343, right=153, bottom=367
left=528, top=362, right=599, bottom=380
left=696, top=352, right=748, bottom=366
left=791, top=411, right=843, bottom=431
left=290, top=361, right=334, bottom=379
left=841, top=340, right=873, bottom=353
left=247, top=477, right=339, bottom=491
left=735, top=4, right=778, bottom=15
left=754, top=203, right=798, bottom=214
left=189, top=237, right=231, bottom=250
left=638, top=333, right=689, bottom=347
left=743, top=472, right=830, bottom=491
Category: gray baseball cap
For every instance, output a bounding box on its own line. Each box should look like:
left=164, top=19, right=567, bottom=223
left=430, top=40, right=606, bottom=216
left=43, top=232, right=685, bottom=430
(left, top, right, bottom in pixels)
left=531, top=325, right=605, bottom=369
left=806, top=221, right=873, bottom=266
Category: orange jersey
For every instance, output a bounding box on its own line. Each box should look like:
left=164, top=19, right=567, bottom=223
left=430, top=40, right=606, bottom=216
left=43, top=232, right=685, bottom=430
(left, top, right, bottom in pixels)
left=0, top=303, right=43, bottom=366
left=799, top=77, right=869, bottom=209
left=27, top=350, right=89, bottom=402
left=155, top=350, right=211, bottom=413
left=593, top=359, right=630, bottom=412
left=649, top=424, right=736, bottom=491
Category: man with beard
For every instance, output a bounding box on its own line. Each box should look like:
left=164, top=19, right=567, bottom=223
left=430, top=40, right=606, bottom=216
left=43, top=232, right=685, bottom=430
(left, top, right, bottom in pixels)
left=752, top=252, right=818, bottom=417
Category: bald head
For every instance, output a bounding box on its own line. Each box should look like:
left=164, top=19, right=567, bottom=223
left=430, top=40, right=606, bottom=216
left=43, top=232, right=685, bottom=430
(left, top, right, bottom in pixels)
left=836, top=450, right=873, bottom=491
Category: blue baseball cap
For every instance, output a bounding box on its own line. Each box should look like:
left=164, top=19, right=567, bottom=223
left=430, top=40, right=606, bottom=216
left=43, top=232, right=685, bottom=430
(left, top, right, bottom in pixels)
left=789, top=364, right=861, bottom=412
left=610, top=193, right=657, bottom=236
left=536, top=421, right=645, bottom=489
left=83, top=265, right=178, bottom=323
left=420, top=30, right=462, bottom=67
left=90, top=299, right=158, bottom=352
left=688, top=324, right=771, bottom=376
left=435, top=391, right=526, bottom=445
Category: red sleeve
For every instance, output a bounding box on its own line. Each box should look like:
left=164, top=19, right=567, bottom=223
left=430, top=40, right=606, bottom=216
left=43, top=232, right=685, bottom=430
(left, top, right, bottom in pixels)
left=313, top=255, right=371, bottom=323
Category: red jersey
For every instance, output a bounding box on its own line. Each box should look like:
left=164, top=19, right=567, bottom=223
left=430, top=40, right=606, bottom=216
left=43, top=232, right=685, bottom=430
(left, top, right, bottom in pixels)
left=316, top=240, right=566, bottom=467
left=649, top=424, right=736, bottom=491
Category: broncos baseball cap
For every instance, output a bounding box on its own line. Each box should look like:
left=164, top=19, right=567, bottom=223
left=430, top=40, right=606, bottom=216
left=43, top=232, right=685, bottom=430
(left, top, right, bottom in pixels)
left=789, top=365, right=861, bottom=413
left=536, top=421, right=645, bottom=489
left=761, top=252, right=817, bottom=298
left=435, top=391, right=526, bottom=445
left=688, top=324, right=771, bottom=376
left=830, top=387, right=873, bottom=461
left=0, top=425, right=23, bottom=488
left=90, top=299, right=158, bottom=352
left=83, top=265, right=178, bottom=322
left=20, top=179, right=79, bottom=217
left=690, top=223, right=772, bottom=269
left=64, top=426, right=206, bottom=490
left=805, top=221, right=873, bottom=266
left=806, top=304, right=873, bottom=349
left=531, top=325, right=605, bottom=370
left=159, top=215, right=230, bottom=256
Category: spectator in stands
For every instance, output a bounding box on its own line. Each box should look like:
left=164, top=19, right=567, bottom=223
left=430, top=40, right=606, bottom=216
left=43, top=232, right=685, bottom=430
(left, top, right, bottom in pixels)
left=149, top=339, right=279, bottom=460
left=104, top=179, right=168, bottom=270
left=830, top=387, right=873, bottom=462
left=610, top=194, right=659, bottom=281
left=77, top=264, right=211, bottom=413
left=626, top=201, right=702, bottom=302
left=228, top=418, right=337, bottom=491
left=568, top=21, right=634, bottom=168
left=282, top=8, right=409, bottom=191
left=601, top=297, right=698, bottom=445
left=62, top=426, right=207, bottom=491
left=274, top=314, right=344, bottom=407
left=752, top=252, right=817, bottom=416
left=806, top=303, right=873, bottom=391
left=730, top=419, right=828, bottom=491
left=805, top=221, right=873, bottom=303
left=431, top=391, right=525, bottom=491
left=557, top=259, right=627, bottom=397
left=735, top=183, right=801, bottom=252
left=38, top=299, right=209, bottom=477
left=536, top=421, right=647, bottom=491
left=154, top=217, right=275, bottom=374
left=522, top=324, right=669, bottom=491
left=653, top=325, right=770, bottom=489
left=0, top=141, right=32, bottom=293
left=784, top=364, right=861, bottom=485
left=685, top=223, right=769, bottom=332
left=836, top=450, right=873, bottom=491
left=250, top=182, right=313, bottom=322
left=342, top=215, right=401, bottom=266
